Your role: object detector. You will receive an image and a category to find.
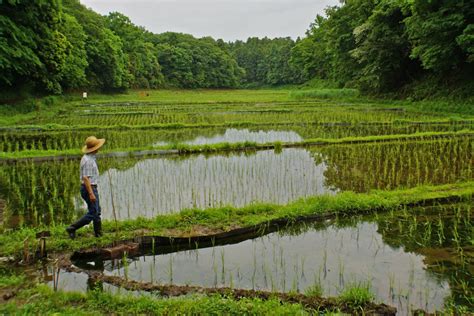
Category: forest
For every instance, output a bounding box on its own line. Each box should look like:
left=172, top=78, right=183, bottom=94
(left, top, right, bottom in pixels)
left=1, top=0, right=473, bottom=96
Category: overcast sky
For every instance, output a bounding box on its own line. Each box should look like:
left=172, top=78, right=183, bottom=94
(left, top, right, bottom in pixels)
left=80, top=0, right=340, bottom=41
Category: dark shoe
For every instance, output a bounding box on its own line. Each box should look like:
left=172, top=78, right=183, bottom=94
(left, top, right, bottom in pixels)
left=93, top=220, right=102, bottom=238
left=66, top=217, right=90, bottom=239
left=66, top=226, right=76, bottom=239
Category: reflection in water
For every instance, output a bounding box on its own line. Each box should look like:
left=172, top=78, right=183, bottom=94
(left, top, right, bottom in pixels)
left=82, top=149, right=333, bottom=219
left=378, top=203, right=473, bottom=309
left=47, top=205, right=472, bottom=314
left=156, top=128, right=303, bottom=146
left=95, top=221, right=450, bottom=314
left=2, top=137, right=472, bottom=226
left=2, top=123, right=471, bottom=153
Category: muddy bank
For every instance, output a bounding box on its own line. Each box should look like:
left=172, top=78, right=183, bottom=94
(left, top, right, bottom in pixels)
left=62, top=264, right=396, bottom=315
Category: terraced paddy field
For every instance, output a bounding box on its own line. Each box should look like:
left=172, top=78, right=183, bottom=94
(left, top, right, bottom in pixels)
left=0, top=90, right=473, bottom=315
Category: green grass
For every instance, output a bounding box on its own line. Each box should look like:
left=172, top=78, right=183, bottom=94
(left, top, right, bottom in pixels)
left=5, top=117, right=473, bottom=132
left=0, top=284, right=309, bottom=315
left=71, top=89, right=293, bottom=105
left=1, top=88, right=473, bottom=129
left=290, top=88, right=360, bottom=99
left=0, top=181, right=472, bottom=257
left=0, top=273, right=25, bottom=288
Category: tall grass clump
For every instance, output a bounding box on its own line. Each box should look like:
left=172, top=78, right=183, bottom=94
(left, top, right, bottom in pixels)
left=304, top=283, right=323, bottom=297
left=338, top=281, right=375, bottom=307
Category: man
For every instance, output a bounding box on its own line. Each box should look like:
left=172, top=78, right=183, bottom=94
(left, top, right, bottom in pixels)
left=66, top=136, right=105, bottom=239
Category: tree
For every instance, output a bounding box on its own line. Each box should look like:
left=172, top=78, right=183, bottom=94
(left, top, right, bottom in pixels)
left=63, top=0, right=129, bottom=91
left=404, top=0, right=473, bottom=73
left=59, top=13, right=88, bottom=90
left=106, top=12, right=163, bottom=88
left=290, top=15, right=329, bottom=81
left=350, top=1, right=415, bottom=93
left=153, top=32, right=243, bottom=88
left=0, top=0, right=68, bottom=94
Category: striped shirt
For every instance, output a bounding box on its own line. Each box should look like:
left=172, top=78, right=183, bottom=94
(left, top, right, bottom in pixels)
left=80, top=154, right=99, bottom=185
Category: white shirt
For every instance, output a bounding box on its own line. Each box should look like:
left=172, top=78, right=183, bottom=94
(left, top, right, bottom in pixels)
left=80, top=154, right=99, bottom=185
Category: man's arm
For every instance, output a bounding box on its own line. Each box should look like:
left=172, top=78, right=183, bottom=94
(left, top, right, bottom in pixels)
left=83, top=176, right=96, bottom=203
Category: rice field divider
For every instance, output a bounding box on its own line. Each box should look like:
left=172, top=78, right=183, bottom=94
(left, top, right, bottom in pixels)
left=60, top=264, right=397, bottom=315
left=0, top=181, right=472, bottom=259
left=1, top=129, right=473, bottom=163
left=1, top=117, right=473, bottom=132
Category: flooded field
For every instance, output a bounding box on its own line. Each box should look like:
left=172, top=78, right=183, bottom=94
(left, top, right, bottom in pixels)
left=1, top=137, right=472, bottom=226
left=1, top=122, right=472, bottom=153
left=1, top=95, right=473, bottom=314
left=46, top=203, right=471, bottom=315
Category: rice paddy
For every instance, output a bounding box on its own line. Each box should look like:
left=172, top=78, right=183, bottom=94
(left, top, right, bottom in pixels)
left=0, top=90, right=473, bottom=314
left=64, top=203, right=470, bottom=314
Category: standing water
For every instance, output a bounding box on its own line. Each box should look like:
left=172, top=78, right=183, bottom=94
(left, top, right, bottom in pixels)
left=64, top=203, right=473, bottom=315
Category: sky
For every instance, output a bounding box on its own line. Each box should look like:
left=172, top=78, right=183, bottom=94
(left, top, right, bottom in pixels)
left=80, top=0, right=340, bottom=41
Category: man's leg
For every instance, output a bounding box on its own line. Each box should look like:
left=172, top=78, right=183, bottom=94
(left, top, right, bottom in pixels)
left=92, top=187, right=102, bottom=237
left=66, top=186, right=95, bottom=239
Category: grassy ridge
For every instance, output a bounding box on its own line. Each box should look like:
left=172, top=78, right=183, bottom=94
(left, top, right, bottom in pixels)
left=3, top=118, right=473, bottom=132
left=0, top=283, right=308, bottom=315
left=1, top=130, right=472, bottom=160
left=0, top=181, right=472, bottom=257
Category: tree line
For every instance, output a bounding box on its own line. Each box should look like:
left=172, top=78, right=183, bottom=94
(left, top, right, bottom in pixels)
left=291, top=0, right=473, bottom=96
left=0, top=0, right=301, bottom=94
left=1, top=0, right=472, bottom=96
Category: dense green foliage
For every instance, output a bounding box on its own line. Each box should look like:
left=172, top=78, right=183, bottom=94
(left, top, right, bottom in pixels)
left=151, top=32, right=243, bottom=88
left=291, top=0, right=474, bottom=96
left=227, top=37, right=304, bottom=87
left=0, top=0, right=245, bottom=93
left=0, top=1, right=67, bottom=94
left=1, top=0, right=472, bottom=96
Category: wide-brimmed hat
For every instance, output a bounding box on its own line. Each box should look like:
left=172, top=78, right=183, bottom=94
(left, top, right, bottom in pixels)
left=82, top=136, right=105, bottom=154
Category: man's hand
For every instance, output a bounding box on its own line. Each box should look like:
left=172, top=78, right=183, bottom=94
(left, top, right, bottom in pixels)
left=83, top=176, right=97, bottom=203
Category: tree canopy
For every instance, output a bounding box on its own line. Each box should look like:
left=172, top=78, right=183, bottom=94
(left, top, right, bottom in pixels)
left=1, top=0, right=472, bottom=97
left=291, top=0, right=474, bottom=96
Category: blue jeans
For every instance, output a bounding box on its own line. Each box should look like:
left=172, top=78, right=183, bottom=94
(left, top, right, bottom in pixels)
left=80, top=185, right=102, bottom=224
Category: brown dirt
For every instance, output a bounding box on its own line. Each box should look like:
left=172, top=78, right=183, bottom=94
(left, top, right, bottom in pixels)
left=0, top=288, right=16, bottom=304
left=419, top=246, right=474, bottom=266
left=162, top=224, right=230, bottom=237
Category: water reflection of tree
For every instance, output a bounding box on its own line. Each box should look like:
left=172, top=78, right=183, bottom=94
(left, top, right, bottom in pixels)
left=315, top=139, right=472, bottom=192
left=376, top=204, right=473, bottom=309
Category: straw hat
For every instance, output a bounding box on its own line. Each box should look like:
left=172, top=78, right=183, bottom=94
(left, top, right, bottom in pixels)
left=82, top=136, right=105, bottom=154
